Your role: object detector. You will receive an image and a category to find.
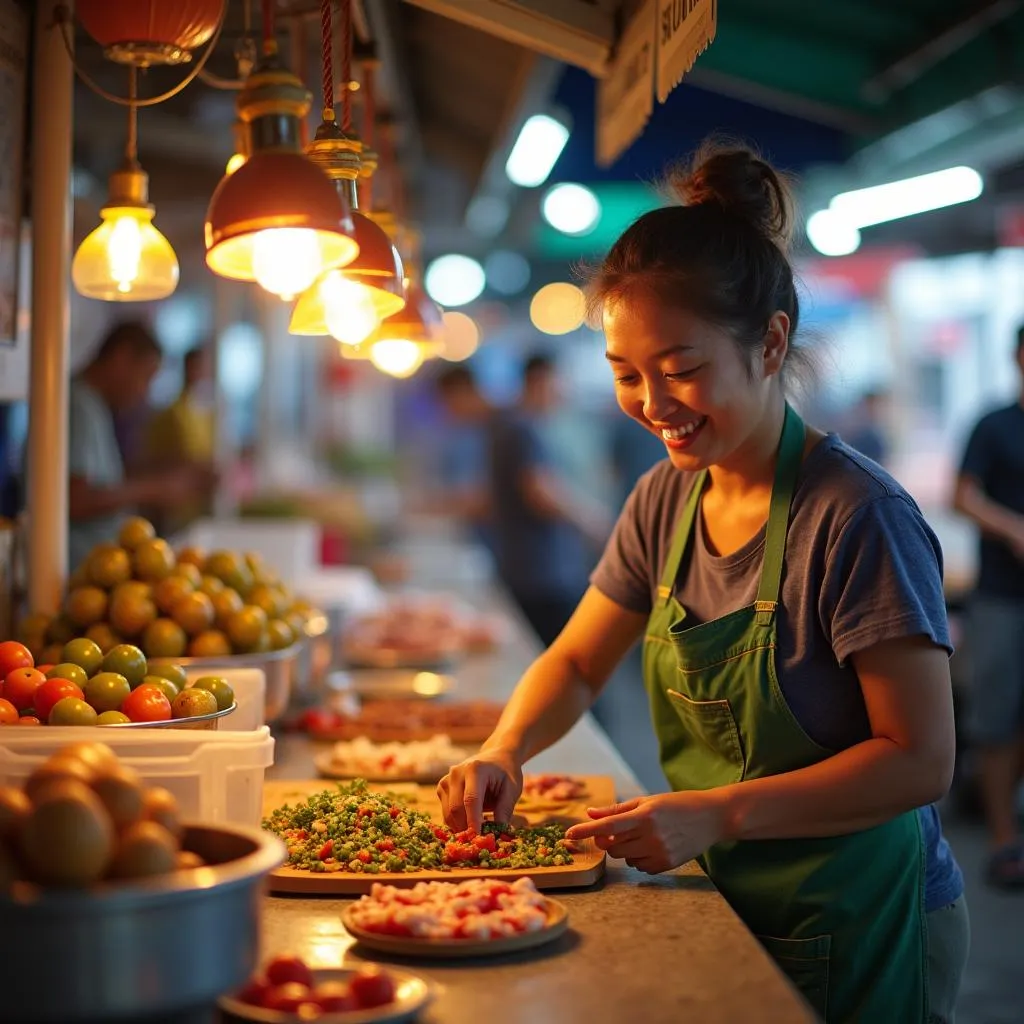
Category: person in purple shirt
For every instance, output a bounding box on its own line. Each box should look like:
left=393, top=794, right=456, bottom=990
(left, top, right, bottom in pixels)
left=438, top=143, right=967, bottom=1023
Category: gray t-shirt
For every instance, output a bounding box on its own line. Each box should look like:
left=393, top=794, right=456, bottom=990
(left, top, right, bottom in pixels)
left=68, top=378, right=126, bottom=570
left=591, top=433, right=963, bottom=911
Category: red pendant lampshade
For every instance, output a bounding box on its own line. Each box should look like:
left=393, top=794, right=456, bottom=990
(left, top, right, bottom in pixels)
left=76, top=0, right=224, bottom=64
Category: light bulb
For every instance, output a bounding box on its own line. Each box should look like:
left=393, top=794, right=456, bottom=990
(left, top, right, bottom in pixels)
left=320, top=273, right=382, bottom=345
left=251, top=228, right=323, bottom=300
left=72, top=207, right=179, bottom=302
left=225, top=152, right=247, bottom=175
left=370, top=338, right=424, bottom=378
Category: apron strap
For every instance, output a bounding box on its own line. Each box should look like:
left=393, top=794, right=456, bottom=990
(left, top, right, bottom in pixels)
left=754, top=404, right=806, bottom=623
left=655, top=469, right=706, bottom=609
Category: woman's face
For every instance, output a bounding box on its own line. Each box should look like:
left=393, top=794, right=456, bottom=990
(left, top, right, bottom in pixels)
left=603, top=289, right=787, bottom=472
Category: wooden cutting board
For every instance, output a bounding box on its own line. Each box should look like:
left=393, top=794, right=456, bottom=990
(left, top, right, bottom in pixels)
left=262, top=776, right=615, bottom=896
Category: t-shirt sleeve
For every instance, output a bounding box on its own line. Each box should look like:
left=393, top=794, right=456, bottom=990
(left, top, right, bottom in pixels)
left=590, top=472, right=656, bottom=614
left=820, top=494, right=952, bottom=665
left=958, top=415, right=995, bottom=485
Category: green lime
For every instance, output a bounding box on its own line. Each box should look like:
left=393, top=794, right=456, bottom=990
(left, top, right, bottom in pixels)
left=46, top=663, right=89, bottom=690
left=142, top=675, right=179, bottom=703
left=96, top=710, right=131, bottom=725
left=84, top=672, right=131, bottom=713
left=48, top=696, right=99, bottom=726
left=190, top=676, right=235, bottom=712
left=61, top=638, right=104, bottom=676
left=102, top=644, right=148, bottom=688
left=146, top=661, right=188, bottom=691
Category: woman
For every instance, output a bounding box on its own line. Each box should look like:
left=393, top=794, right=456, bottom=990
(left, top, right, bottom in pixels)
left=437, top=144, right=969, bottom=1023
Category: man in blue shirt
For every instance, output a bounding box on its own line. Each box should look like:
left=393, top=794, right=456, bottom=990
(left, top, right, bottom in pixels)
left=953, top=325, right=1024, bottom=887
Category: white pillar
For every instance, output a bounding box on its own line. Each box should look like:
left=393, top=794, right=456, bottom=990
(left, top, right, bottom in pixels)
left=211, top=277, right=238, bottom=518
left=26, top=0, right=73, bottom=612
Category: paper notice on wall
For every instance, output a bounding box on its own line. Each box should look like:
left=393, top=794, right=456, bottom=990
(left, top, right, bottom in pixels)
left=656, top=0, right=717, bottom=103
left=596, top=0, right=655, bottom=168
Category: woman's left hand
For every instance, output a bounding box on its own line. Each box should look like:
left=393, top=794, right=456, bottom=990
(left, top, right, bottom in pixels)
left=564, top=791, right=728, bottom=874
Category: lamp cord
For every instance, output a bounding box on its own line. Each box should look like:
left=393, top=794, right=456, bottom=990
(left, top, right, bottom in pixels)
left=262, top=0, right=277, bottom=56
left=341, top=0, right=353, bottom=132
left=53, top=1, right=227, bottom=108
left=321, top=0, right=334, bottom=121
left=361, top=54, right=376, bottom=209
left=125, top=65, right=138, bottom=163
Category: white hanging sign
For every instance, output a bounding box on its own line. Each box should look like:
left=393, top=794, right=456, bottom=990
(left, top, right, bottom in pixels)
left=656, top=0, right=717, bottom=104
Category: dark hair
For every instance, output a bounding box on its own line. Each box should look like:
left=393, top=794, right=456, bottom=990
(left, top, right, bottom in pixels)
left=585, top=140, right=816, bottom=393
left=435, top=364, right=477, bottom=394
left=523, top=352, right=554, bottom=380
left=183, top=346, right=208, bottom=373
left=91, top=320, right=162, bottom=365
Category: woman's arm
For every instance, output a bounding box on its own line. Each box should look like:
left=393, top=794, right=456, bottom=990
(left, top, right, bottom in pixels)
left=438, top=587, right=645, bottom=830
left=717, top=634, right=955, bottom=839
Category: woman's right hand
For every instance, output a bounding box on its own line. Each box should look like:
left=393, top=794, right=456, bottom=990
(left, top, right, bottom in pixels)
left=436, top=747, right=523, bottom=833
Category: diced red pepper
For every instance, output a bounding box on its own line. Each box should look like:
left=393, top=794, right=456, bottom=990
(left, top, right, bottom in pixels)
left=471, top=834, right=496, bottom=853
left=357, top=850, right=372, bottom=864
left=431, top=825, right=451, bottom=842
left=357, top=804, right=374, bottom=817
left=375, top=838, right=395, bottom=852
left=318, top=840, right=334, bottom=861
left=389, top=806, right=402, bottom=819
left=455, top=828, right=475, bottom=843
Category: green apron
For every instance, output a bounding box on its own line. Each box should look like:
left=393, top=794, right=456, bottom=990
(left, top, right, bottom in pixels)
left=642, top=405, right=928, bottom=1023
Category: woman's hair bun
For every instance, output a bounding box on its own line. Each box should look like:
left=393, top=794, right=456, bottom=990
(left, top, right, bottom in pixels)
left=667, top=141, right=795, bottom=250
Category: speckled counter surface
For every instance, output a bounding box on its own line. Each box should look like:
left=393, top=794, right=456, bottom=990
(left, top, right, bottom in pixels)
left=261, top=535, right=815, bottom=1023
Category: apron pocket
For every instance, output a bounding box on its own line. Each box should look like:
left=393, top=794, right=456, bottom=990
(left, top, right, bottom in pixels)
left=757, top=933, right=831, bottom=1021
left=666, top=688, right=745, bottom=786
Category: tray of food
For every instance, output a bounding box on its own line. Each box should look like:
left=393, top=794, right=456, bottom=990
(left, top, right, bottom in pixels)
left=314, top=735, right=471, bottom=784
left=341, top=877, right=569, bottom=958
left=261, top=776, right=613, bottom=895
left=297, top=699, right=504, bottom=745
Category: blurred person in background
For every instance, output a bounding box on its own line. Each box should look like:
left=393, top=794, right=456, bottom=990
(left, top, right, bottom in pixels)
left=844, top=388, right=890, bottom=466
left=488, top=353, right=611, bottom=646
left=68, top=322, right=209, bottom=569
left=953, top=325, right=1024, bottom=888
left=144, top=344, right=217, bottom=536
left=429, top=365, right=494, bottom=547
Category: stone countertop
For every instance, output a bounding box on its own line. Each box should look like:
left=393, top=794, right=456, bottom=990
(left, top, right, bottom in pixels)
left=262, top=536, right=814, bottom=1024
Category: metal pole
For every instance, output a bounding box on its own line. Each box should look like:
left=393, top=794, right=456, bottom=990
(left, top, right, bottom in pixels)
left=211, top=277, right=238, bottom=518
left=26, top=0, right=73, bottom=613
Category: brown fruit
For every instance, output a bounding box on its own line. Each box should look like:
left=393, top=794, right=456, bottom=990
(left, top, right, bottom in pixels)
left=90, top=765, right=145, bottom=831
left=109, top=820, right=178, bottom=879
left=132, top=539, right=176, bottom=583
left=170, top=562, right=203, bottom=589
left=266, top=619, right=295, bottom=651
left=108, top=589, right=157, bottom=638
left=211, top=588, right=243, bottom=630
left=20, top=780, right=114, bottom=886
left=85, top=622, right=123, bottom=655
left=0, top=786, right=31, bottom=841
left=176, top=546, right=206, bottom=569
left=141, top=618, right=188, bottom=659
left=63, top=586, right=108, bottom=628
left=141, top=787, right=181, bottom=840
left=171, top=592, right=215, bottom=637
left=44, top=616, right=76, bottom=646
left=197, top=574, right=225, bottom=597
left=118, top=516, right=156, bottom=551
left=25, top=757, right=95, bottom=802
left=53, top=741, right=118, bottom=772
left=87, top=544, right=132, bottom=589
left=154, top=575, right=195, bottom=616
left=171, top=687, right=217, bottom=720
left=248, top=584, right=286, bottom=620
left=188, top=630, right=232, bottom=658
left=225, top=606, right=268, bottom=653
left=175, top=850, right=205, bottom=871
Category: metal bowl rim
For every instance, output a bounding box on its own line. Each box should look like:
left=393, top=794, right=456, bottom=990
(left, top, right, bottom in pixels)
left=104, top=700, right=238, bottom=729
left=170, top=640, right=304, bottom=668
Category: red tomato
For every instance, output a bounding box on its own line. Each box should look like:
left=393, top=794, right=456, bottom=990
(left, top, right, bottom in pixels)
left=0, top=698, right=17, bottom=724
left=35, top=664, right=54, bottom=675
left=236, top=979, right=270, bottom=1007
left=119, top=684, right=172, bottom=723
left=375, top=838, right=395, bottom=852
left=262, top=983, right=311, bottom=1013
left=16, top=716, right=41, bottom=726
left=315, top=981, right=356, bottom=1012
left=299, top=708, right=341, bottom=734
left=33, top=678, right=84, bottom=720
left=0, top=641, right=32, bottom=679
left=264, top=956, right=314, bottom=989
left=5, top=667, right=45, bottom=711
left=431, top=825, right=450, bottom=842
left=317, top=840, right=334, bottom=861
left=472, top=833, right=496, bottom=853
left=349, top=967, right=396, bottom=1010
left=443, top=842, right=477, bottom=864
left=356, top=850, right=371, bottom=864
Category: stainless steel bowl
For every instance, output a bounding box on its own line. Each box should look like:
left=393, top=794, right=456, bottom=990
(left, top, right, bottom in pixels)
left=175, top=643, right=300, bottom=724
left=103, top=701, right=237, bottom=731
left=0, top=822, right=286, bottom=1022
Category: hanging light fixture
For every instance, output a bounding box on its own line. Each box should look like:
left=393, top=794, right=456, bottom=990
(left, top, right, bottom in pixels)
left=289, top=2, right=405, bottom=346
left=204, top=0, right=359, bottom=300
left=72, top=67, right=179, bottom=301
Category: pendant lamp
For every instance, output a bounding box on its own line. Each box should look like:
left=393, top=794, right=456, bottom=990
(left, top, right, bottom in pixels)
left=72, top=68, right=179, bottom=301
left=288, top=0, right=405, bottom=345
left=204, top=2, right=358, bottom=300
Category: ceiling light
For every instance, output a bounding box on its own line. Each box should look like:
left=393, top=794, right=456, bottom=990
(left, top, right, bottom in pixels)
left=484, top=250, right=530, bottom=295
left=829, top=166, right=983, bottom=228
left=542, top=182, right=601, bottom=235
left=425, top=254, right=485, bottom=307
left=806, top=210, right=861, bottom=257
left=440, top=311, right=480, bottom=362
left=529, top=282, right=586, bottom=335
left=204, top=49, right=358, bottom=299
left=505, top=114, right=570, bottom=188
left=370, top=338, right=424, bottom=378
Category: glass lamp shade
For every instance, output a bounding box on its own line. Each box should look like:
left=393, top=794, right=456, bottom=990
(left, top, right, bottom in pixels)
left=289, top=211, right=406, bottom=339
left=204, top=150, right=359, bottom=299
left=72, top=205, right=179, bottom=301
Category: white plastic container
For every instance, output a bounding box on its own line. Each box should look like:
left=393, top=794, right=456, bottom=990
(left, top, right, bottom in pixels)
left=0, top=726, right=275, bottom=827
